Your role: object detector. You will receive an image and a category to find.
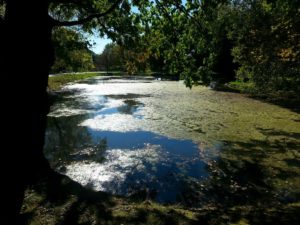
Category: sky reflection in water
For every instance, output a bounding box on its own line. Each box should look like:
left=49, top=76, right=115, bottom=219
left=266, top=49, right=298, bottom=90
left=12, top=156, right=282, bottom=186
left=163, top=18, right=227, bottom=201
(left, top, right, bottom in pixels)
left=45, top=76, right=300, bottom=205
left=45, top=78, right=213, bottom=203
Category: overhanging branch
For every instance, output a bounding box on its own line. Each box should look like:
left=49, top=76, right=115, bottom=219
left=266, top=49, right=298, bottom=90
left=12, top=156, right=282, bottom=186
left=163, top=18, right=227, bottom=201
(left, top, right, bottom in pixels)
left=52, top=0, right=123, bottom=26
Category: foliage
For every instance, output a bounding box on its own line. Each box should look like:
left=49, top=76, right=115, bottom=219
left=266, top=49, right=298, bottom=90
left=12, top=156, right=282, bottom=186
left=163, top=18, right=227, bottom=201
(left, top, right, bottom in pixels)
left=128, top=0, right=300, bottom=96
left=0, top=1, right=5, bottom=18
left=51, top=27, right=95, bottom=73
left=93, top=42, right=151, bottom=74
left=230, top=0, right=300, bottom=94
left=2, top=0, right=299, bottom=222
left=93, top=43, right=123, bottom=71
left=3, top=0, right=298, bottom=93
left=48, top=0, right=140, bottom=45
left=48, top=0, right=145, bottom=74
left=122, top=0, right=238, bottom=87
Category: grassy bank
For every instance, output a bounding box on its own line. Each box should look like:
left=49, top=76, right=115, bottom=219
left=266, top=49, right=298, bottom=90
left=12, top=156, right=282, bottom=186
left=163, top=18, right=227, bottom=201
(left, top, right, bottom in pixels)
left=222, top=81, right=300, bottom=113
left=21, top=173, right=199, bottom=225
left=48, top=72, right=104, bottom=90
left=48, top=72, right=175, bottom=91
left=21, top=172, right=300, bottom=225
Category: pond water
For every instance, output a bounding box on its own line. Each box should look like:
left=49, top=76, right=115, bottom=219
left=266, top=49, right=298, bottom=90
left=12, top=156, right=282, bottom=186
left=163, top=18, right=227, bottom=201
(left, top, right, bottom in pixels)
left=44, top=76, right=300, bottom=206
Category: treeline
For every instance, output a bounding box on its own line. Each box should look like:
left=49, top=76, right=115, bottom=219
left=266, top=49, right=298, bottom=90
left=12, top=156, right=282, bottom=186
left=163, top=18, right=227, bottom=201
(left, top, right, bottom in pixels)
left=51, top=27, right=95, bottom=73
left=51, top=31, right=151, bottom=75
left=51, top=0, right=300, bottom=97
left=127, top=0, right=300, bottom=96
left=51, top=30, right=149, bottom=75
left=93, top=43, right=152, bottom=74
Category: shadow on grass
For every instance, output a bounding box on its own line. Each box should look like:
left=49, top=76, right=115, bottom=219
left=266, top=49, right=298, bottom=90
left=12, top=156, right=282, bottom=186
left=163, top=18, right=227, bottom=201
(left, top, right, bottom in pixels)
left=20, top=171, right=199, bottom=225
left=21, top=128, right=300, bottom=224
left=193, top=129, right=300, bottom=224
left=215, top=84, right=300, bottom=113
left=20, top=171, right=115, bottom=224
left=250, top=94, right=300, bottom=114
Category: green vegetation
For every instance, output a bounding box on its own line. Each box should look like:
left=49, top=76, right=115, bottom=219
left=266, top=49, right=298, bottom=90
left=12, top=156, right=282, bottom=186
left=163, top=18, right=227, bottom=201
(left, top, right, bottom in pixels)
left=43, top=77, right=300, bottom=225
left=93, top=43, right=123, bottom=72
left=51, top=27, right=95, bottom=73
left=48, top=1, right=300, bottom=102
left=21, top=173, right=199, bottom=225
left=2, top=0, right=299, bottom=224
left=48, top=73, right=102, bottom=90
left=93, top=42, right=154, bottom=75
left=21, top=171, right=300, bottom=225
left=98, top=0, right=299, bottom=100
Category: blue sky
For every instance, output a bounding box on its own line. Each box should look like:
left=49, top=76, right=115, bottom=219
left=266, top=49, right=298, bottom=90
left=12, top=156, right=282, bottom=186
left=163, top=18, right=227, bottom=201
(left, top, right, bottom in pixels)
left=89, top=35, right=111, bottom=54
left=89, top=0, right=187, bottom=54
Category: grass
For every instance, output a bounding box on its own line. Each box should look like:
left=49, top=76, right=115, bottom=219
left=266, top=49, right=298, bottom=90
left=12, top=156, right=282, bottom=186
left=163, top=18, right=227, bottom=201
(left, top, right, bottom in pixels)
left=20, top=172, right=200, bottom=225
left=20, top=170, right=300, bottom=225
left=224, top=81, right=300, bottom=112
left=48, top=72, right=104, bottom=90
left=47, top=71, right=175, bottom=91
left=225, top=81, right=257, bottom=94
left=41, top=76, right=300, bottom=224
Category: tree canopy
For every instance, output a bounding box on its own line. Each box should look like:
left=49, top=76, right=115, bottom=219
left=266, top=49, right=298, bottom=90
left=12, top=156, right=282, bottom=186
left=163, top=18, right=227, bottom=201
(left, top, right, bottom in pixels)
left=70, top=0, right=298, bottom=96
left=118, top=0, right=300, bottom=95
left=51, top=27, right=95, bottom=73
left=1, top=0, right=299, bottom=222
left=2, top=0, right=299, bottom=94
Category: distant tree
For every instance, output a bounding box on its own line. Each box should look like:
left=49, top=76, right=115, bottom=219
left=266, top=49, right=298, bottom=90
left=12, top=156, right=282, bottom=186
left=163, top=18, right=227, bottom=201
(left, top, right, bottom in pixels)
left=51, top=27, right=94, bottom=73
left=94, top=43, right=123, bottom=72
left=94, top=42, right=151, bottom=74
left=122, top=44, right=151, bottom=75
left=231, top=0, right=300, bottom=94
left=2, top=0, right=299, bottom=221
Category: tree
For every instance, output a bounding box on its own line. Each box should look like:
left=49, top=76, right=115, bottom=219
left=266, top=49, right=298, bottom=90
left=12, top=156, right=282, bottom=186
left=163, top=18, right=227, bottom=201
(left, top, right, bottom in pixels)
left=133, top=0, right=299, bottom=94
left=2, top=0, right=299, bottom=221
left=1, top=0, right=127, bottom=222
left=94, top=42, right=151, bottom=74
left=51, top=27, right=95, bottom=73
left=131, top=0, right=237, bottom=86
left=94, top=43, right=123, bottom=72
left=230, top=0, right=300, bottom=94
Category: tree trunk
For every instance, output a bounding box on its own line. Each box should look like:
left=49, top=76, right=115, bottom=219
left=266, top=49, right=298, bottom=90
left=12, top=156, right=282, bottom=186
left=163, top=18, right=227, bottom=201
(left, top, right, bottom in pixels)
left=2, top=1, right=54, bottom=223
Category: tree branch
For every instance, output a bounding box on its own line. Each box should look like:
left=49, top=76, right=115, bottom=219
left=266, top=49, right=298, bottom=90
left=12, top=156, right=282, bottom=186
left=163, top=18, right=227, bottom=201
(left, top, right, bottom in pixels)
left=52, top=0, right=123, bottom=27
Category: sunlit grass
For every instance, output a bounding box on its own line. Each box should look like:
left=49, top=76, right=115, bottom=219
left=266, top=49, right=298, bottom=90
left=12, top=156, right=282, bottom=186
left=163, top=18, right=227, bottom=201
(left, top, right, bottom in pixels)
left=48, top=72, right=103, bottom=90
left=226, top=81, right=257, bottom=94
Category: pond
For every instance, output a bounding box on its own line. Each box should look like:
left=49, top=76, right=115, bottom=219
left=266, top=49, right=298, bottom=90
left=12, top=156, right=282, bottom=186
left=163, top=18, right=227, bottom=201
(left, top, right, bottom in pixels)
left=44, top=76, right=300, bottom=207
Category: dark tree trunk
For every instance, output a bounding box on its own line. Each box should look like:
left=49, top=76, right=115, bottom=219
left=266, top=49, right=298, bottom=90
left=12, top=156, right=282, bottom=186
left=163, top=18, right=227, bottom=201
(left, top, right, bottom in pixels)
left=2, top=1, right=54, bottom=223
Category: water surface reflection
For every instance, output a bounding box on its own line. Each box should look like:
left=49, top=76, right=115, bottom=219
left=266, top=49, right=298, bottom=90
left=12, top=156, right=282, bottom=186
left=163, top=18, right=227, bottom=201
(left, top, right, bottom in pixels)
left=45, top=115, right=209, bottom=203
left=45, top=76, right=300, bottom=207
